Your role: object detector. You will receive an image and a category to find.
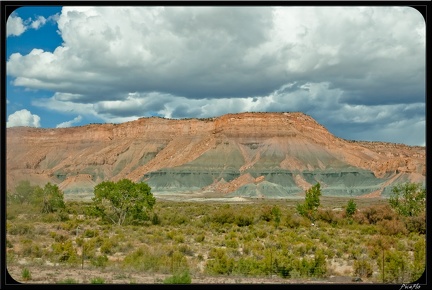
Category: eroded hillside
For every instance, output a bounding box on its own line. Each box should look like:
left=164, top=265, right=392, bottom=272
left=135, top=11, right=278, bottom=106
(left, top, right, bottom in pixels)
left=6, top=112, right=425, bottom=198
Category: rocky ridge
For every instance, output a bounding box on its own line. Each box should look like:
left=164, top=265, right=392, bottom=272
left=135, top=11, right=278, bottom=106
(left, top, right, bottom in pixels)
left=6, top=112, right=425, bottom=198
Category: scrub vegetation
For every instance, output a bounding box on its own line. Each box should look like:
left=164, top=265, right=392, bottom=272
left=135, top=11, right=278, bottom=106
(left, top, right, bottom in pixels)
left=6, top=180, right=425, bottom=284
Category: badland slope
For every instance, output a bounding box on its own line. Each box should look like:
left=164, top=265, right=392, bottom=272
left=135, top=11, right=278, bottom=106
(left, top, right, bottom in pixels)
left=6, top=112, right=425, bottom=198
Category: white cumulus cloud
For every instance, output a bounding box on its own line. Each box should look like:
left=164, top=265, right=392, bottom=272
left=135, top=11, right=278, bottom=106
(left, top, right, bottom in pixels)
left=6, top=14, right=27, bottom=37
left=7, top=109, right=41, bottom=127
left=30, top=16, right=47, bottom=30
left=56, top=115, right=83, bottom=128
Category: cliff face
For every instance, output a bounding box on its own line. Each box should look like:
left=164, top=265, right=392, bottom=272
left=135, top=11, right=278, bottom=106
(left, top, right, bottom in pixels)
left=6, top=112, right=425, bottom=198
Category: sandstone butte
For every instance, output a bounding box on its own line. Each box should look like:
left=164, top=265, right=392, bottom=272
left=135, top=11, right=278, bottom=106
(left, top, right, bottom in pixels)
left=6, top=112, right=425, bottom=199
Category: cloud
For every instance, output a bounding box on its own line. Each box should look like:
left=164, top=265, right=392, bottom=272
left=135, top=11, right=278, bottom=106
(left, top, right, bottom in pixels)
left=56, top=115, right=83, bottom=128
left=7, top=7, right=424, bottom=102
left=6, top=14, right=27, bottom=37
left=6, top=7, right=425, bottom=145
left=30, top=16, right=47, bottom=30
left=7, top=13, right=57, bottom=37
left=7, top=109, right=41, bottom=127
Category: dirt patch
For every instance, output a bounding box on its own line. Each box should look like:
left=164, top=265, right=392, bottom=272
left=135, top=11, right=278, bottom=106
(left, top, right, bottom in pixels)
left=6, top=265, right=369, bottom=284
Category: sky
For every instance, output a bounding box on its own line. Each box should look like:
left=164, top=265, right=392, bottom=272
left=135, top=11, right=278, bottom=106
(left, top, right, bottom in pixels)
left=5, top=6, right=426, bottom=146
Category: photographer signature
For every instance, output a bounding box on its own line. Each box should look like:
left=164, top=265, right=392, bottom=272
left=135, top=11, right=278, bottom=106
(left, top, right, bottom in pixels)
left=399, top=283, right=421, bottom=290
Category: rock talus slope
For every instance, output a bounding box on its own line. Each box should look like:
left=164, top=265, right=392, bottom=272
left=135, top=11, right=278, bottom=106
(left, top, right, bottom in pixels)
left=6, top=112, right=425, bottom=198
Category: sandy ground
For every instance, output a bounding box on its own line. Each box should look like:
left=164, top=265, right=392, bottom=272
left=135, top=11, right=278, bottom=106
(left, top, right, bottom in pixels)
left=6, top=264, right=367, bottom=284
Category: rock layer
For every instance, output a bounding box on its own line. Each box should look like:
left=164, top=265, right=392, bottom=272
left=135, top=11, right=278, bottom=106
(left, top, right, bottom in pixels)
left=6, top=112, right=425, bottom=197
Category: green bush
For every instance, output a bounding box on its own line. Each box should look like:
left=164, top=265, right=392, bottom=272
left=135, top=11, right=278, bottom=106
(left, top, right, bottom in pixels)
left=51, top=240, right=79, bottom=264
left=194, top=233, right=205, bottom=243
left=235, top=214, right=254, bottom=227
left=21, top=241, right=43, bottom=258
left=285, top=213, right=309, bottom=228
left=90, top=277, right=105, bottom=284
left=163, top=271, right=192, bottom=284
left=211, top=208, right=235, bottom=224
left=310, top=249, right=327, bottom=278
left=206, top=248, right=234, bottom=275
left=91, top=255, right=108, bottom=268
left=21, top=267, right=31, bottom=281
left=378, top=249, right=410, bottom=283
left=411, top=238, right=426, bottom=282
left=354, top=259, right=373, bottom=278
left=100, top=238, right=118, bottom=255
left=57, top=278, right=78, bottom=284
left=84, top=229, right=99, bottom=238
left=8, top=223, right=34, bottom=235
left=232, top=256, right=267, bottom=276
left=404, top=213, right=426, bottom=234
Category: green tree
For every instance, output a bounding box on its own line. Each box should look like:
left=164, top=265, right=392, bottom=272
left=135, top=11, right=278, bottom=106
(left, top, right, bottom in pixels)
left=39, top=183, right=65, bottom=213
left=296, top=183, right=321, bottom=223
left=12, top=180, right=37, bottom=204
left=90, top=179, right=155, bottom=225
left=7, top=180, right=38, bottom=204
left=345, top=199, right=357, bottom=218
left=389, top=182, right=425, bottom=217
left=271, top=205, right=281, bottom=228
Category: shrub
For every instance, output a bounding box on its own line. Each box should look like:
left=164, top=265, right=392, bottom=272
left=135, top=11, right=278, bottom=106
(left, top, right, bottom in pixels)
left=233, top=256, right=267, bottom=276
left=178, top=244, right=194, bottom=256
left=123, top=246, right=180, bottom=273
left=57, top=278, right=78, bottom=284
left=194, top=234, right=205, bottom=243
left=51, top=240, right=79, bottom=264
left=163, top=270, right=192, bottom=284
left=84, top=229, right=99, bottom=238
left=317, top=209, right=339, bottom=225
left=353, top=259, right=373, bottom=278
left=8, top=223, right=34, bottom=235
left=21, top=241, right=43, bottom=258
left=285, top=212, right=309, bottom=229
left=260, top=206, right=273, bottom=222
left=310, top=249, right=327, bottom=278
left=404, top=213, right=426, bottom=234
left=361, top=204, right=396, bottom=225
left=206, top=248, right=234, bottom=275
left=378, top=249, right=410, bottom=283
left=411, top=238, right=426, bottom=282
left=91, top=255, right=108, bottom=268
left=21, top=268, right=31, bottom=281
left=352, top=210, right=368, bottom=224
left=235, top=213, right=254, bottom=227
left=378, top=219, right=408, bottom=236
left=90, top=277, right=105, bottom=284
left=151, top=213, right=160, bottom=225
left=54, top=234, right=68, bottom=243
left=100, top=238, right=118, bottom=255
left=211, top=208, right=235, bottom=224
